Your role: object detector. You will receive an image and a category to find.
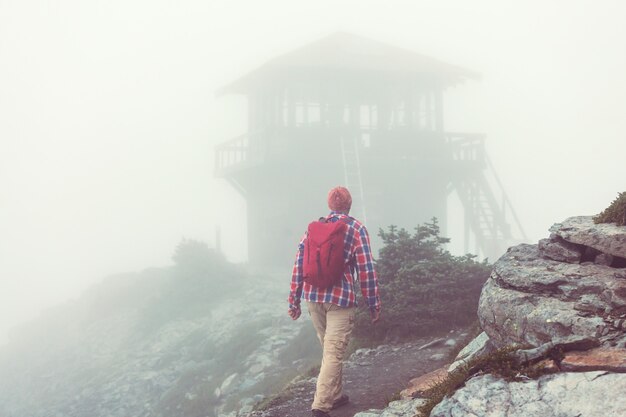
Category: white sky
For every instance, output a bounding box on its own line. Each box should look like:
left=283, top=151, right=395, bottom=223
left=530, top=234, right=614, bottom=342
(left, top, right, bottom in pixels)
left=1, top=0, right=625, bottom=344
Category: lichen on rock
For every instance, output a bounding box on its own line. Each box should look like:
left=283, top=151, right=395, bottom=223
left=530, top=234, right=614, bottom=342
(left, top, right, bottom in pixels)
left=430, top=371, right=626, bottom=417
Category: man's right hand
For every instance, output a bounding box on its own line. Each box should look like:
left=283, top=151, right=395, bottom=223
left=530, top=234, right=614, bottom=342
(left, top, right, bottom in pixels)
left=370, top=307, right=381, bottom=324
left=288, top=305, right=301, bottom=320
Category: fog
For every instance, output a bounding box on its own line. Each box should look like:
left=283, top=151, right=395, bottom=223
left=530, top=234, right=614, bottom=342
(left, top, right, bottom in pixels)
left=1, top=0, right=625, bottom=345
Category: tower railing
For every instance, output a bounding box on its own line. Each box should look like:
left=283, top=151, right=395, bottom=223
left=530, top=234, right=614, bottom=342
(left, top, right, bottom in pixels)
left=215, top=132, right=258, bottom=176
left=445, top=132, right=486, bottom=164
left=215, top=130, right=488, bottom=175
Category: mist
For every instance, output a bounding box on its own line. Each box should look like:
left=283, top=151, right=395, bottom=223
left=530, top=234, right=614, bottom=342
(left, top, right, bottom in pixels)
left=1, top=0, right=625, bottom=349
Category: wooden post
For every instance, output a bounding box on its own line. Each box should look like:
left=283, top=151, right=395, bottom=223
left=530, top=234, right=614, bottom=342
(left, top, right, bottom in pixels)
left=435, top=86, right=444, bottom=132
left=287, top=88, right=295, bottom=127
left=407, top=85, right=415, bottom=128
left=427, top=91, right=435, bottom=131
left=464, top=202, right=470, bottom=254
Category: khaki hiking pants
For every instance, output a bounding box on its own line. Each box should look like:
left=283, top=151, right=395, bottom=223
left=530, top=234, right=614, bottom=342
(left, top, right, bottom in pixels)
left=306, top=302, right=356, bottom=412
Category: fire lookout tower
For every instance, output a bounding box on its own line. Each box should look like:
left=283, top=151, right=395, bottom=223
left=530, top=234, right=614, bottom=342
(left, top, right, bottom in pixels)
left=215, top=33, right=526, bottom=265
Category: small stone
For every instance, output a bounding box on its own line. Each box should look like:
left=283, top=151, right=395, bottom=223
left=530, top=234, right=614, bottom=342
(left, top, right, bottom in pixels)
left=249, top=364, right=265, bottom=374
left=353, top=411, right=382, bottom=417
left=445, top=339, right=457, bottom=347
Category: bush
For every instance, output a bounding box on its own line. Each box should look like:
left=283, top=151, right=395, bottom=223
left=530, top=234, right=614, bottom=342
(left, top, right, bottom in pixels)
left=353, top=219, right=491, bottom=343
left=594, top=191, right=626, bottom=226
left=135, top=239, right=246, bottom=334
left=172, top=238, right=225, bottom=278
left=171, top=238, right=243, bottom=305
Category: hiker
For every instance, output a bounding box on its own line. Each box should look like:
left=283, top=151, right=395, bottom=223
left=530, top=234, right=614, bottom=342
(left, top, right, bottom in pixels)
left=288, top=186, right=381, bottom=417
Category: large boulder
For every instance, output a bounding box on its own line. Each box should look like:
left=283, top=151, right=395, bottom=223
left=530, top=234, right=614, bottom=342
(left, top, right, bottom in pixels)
left=398, top=216, right=626, bottom=417
left=430, top=371, right=626, bottom=417
left=478, top=243, right=626, bottom=348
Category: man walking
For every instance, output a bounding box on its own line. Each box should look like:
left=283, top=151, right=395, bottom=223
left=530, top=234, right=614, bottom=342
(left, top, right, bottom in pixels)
left=288, top=186, right=381, bottom=417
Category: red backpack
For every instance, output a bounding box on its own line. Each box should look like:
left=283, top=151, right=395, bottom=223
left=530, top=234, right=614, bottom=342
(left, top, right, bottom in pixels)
left=303, top=217, right=349, bottom=288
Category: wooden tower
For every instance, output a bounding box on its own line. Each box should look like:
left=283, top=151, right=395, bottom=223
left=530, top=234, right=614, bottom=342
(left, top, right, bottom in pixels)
left=215, top=33, right=526, bottom=265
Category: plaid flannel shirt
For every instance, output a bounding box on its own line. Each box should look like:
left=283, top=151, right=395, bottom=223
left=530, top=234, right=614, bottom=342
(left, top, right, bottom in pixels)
left=288, top=211, right=381, bottom=312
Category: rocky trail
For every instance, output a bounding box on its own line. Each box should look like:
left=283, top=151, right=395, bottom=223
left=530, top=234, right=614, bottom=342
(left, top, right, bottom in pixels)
left=249, top=331, right=466, bottom=417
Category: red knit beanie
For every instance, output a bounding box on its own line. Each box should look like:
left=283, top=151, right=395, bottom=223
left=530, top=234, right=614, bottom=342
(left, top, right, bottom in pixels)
left=327, top=186, right=352, bottom=213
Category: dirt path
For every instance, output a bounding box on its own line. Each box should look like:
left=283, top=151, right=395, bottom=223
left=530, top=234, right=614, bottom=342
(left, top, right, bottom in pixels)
left=250, top=331, right=464, bottom=417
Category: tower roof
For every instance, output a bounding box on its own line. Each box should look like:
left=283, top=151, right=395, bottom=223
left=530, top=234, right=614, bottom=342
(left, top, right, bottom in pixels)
left=218, top=32, right=480, bottom=95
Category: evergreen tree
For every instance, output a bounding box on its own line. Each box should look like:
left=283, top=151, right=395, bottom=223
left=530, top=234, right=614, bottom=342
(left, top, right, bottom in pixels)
left=353, top=218, right=491, bottom=343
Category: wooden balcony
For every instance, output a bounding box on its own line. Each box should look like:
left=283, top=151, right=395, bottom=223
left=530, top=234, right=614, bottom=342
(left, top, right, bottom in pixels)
left=445, top=132, right=487, bottom=175
left=215, top=133, right=249, bottom=177
left=215, top=129, right=486, bottom=178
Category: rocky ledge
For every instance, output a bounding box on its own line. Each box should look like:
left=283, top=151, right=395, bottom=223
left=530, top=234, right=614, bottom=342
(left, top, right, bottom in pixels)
left=368, top=216, right=626, bottom=417
left=479, top=216, right=626, bottom=350
left=435, top=216, right=626, bottom=417
left=549, top=216, right=626, bottom=261
left=430, top=371, right=626, bottom=417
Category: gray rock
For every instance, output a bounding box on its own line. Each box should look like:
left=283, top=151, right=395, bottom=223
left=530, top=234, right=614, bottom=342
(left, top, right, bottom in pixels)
left=430, top=372, right=626, bottom=417
left=352, top=399, right=427, bottom=417
left=478, top=244, right=626, bottom=348
left=354, top=348, right=375, bottom=356
left=448, top=332, right=493, bottom=373
left=550, top=216, right=626, bottom=259
left=538, top=235, right=582, bottom=263
left=353, top=411, right=383, bottom=417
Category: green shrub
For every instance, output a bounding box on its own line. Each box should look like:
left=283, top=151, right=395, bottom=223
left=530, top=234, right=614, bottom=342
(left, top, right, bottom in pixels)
left=594, top=191, right=626, bottom=226
left=353, top=219, right=491, bottom=343
left=138, top=239, right=246, bottom=333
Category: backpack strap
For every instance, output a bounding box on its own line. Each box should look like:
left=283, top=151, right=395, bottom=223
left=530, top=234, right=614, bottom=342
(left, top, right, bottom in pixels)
left=318, top=214, right=353, bottom=265
left=323, top=213, right=352, bottom=225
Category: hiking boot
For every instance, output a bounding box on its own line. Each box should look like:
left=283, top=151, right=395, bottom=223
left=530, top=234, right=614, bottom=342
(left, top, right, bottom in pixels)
left=331, top=394, right=349, bottom=410
left=311, top=409, right=331, bottom=417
